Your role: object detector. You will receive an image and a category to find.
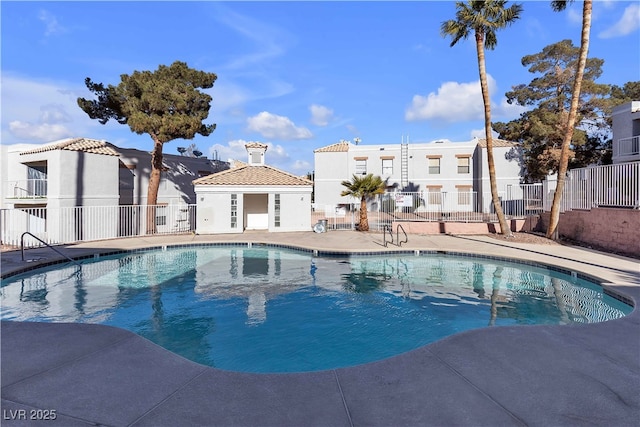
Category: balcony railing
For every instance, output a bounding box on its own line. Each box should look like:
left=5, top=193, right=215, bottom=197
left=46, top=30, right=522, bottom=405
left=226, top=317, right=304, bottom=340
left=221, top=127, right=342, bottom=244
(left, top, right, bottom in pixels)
left=614, top=136, right=640, bottom=158
left=6, top=180, right=48, bottom=199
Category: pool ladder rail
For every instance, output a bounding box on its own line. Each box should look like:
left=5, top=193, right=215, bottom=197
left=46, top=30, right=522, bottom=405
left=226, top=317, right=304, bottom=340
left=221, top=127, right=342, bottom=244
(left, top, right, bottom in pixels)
left=20, top=231, right=82, bottom=268
left=383, top=224, right=408, bottom=248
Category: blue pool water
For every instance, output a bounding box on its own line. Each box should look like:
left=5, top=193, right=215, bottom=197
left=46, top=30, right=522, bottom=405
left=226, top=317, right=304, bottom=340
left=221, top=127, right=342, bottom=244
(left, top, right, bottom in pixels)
left=0, top=245, right=632, bottom=373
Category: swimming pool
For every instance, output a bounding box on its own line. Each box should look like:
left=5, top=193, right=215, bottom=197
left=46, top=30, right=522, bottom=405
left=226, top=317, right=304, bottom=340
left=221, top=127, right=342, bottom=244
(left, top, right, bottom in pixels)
left=1, top=245, right=631, bottom=373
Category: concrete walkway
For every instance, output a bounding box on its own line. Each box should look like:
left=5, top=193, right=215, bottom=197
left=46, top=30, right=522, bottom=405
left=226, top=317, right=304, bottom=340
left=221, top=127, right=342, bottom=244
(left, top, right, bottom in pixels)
left=1, top=231, right=639, bottom=426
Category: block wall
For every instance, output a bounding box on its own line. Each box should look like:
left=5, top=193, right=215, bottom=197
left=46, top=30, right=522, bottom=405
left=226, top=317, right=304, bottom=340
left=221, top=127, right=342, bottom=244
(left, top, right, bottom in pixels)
left=541, top=208, right=640, bottom=257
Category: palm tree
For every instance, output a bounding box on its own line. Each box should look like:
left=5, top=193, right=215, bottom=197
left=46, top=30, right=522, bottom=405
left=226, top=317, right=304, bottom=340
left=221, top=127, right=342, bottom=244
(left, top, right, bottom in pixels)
left=441, top=1, right=522, bottom=237
left=546, top=0, right=592, bottom=239
left=341, top=174, right=386, bottom=232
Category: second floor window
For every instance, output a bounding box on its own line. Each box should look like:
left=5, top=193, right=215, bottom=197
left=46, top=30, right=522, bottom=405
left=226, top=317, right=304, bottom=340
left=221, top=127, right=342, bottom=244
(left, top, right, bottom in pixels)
left=428, top=157, right=440, bottom=174
left=382, top=159, right=393, bottom=175
left=355, top=159, right=367, bottom=175
left=457, top=157, right=470, bottom=174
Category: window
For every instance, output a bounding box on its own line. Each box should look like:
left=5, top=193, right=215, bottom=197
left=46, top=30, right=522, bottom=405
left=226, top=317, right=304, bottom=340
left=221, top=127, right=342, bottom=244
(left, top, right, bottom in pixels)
left=231, top=194, right=237, bottom=228
left=355, top=159, right=367, bottom=175
left=26, top=163, right=48, bottom=197
left=428, top=157, right=440, bottom=174
left=457, top=156, right=470, bottom=174
left=456, top=185, right=473, bottom=205
left=155, top=204, right=168, bottom=226
left=427, top=186, right=442, bottom=204
left=382, top=159, right=393, bottom=175
left=274, top=194, right=281, bottom=228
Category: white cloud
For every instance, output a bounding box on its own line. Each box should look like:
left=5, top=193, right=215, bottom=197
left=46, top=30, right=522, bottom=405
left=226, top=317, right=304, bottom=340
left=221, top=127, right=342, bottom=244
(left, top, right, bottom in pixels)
left=470, top=128, right=499, bottom=139
left=405, top=76, right=498, bottom=123
left=207, top=138, right=291, bottom=166
left=599, top=4, right=640, bottom=38
left=38, top=10, right=67, bottom=36
left=309, top=104, right=334, bottom=126
left=1, top=74, right=100, bottom=143
left=292, top=159, right=312, bottom=172
left=208, top=139, right=249, bottom=163
left=246, top=111, right=313, bottom=140
left=495, top=97, right=529, bottom=121
left=9, top=121, right=71, bottom=141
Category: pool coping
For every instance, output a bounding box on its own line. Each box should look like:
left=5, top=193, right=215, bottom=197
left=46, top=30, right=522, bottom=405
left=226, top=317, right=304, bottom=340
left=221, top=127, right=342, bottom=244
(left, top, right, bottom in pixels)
left=2, top=232, right=639, bottom=426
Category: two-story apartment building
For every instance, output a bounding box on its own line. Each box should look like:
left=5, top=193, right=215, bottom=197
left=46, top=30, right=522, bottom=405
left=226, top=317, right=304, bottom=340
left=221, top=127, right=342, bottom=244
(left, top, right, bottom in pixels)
left=0, top=138, right=229, bottom=244
left=313, top=137, right=523, bottom=214
left=612, top=101, right=640, bottom=164
left=1, top=137, right=229, bottom=210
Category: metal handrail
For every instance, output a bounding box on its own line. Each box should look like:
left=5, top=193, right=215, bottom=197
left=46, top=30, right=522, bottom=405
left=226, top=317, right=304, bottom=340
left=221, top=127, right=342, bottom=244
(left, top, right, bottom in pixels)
left=396, top=224, right=408, bottom=247
left=21, top=232, right=81, bottom=267
left=383, top=224, right=393, bottom=247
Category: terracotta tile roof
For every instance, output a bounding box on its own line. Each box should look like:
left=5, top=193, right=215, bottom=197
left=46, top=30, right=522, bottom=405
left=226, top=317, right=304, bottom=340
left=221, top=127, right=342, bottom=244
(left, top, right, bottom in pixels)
left=314, top=141, right=350, bottom=153
left=476, top=138, right=517, bottom=148
left=19, top=138, right=120, bottom=156
left=193, top=165, right=313, bottom=186
left=230, top=159, right=248, bottom=169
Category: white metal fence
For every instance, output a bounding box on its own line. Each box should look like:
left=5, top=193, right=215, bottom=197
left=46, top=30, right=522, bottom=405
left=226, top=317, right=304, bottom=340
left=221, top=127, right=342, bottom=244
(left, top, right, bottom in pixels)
left=4, top=164, right=635, bottom=245
left=543, top=162, right=640, bottom=212
left=1, top=204, right=196, bottom=247
left=313, top=188, right=544, bottom=231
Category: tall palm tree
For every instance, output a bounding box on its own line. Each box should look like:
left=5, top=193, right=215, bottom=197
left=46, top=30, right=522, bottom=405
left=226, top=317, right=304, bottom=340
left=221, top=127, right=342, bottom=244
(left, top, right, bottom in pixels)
left=546, top=0, right=592, bottom=239
left=441, top=1, right=522, bottom=237
left=341, top=174, right=386, bottom=232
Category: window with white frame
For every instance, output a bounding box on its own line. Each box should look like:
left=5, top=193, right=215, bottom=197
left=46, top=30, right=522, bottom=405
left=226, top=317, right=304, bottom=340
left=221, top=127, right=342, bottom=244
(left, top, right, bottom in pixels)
left=428, top=157, right=440, bottom=174
left=427, top=186, right=442, bottom=204
left=457, top=156, right=470, bottom=174
left=231, top=194, right=237, bottom=228
left=274, top=194, right=281, bottom=227
left=382, top=158, right=393, bottom=175
left=456, top=185, right=473, bottom=205
left=155, top=204, right=168, bottom=226
left=355, top=159, right=367, bottom=175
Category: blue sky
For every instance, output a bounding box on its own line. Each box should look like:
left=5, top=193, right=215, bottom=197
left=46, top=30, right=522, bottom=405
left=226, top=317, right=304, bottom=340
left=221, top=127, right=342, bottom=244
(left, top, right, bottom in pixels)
left=2, top=1, right=639, bottom=174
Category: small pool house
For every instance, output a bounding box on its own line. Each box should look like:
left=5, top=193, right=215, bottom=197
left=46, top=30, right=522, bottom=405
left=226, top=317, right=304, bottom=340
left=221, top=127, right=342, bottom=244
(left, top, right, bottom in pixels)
left=193, top=142, right=313, bottom=234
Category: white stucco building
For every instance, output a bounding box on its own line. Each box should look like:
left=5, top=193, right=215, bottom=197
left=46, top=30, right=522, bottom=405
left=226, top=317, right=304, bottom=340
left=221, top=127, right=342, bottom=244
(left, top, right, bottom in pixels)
left=0, top=138, right=229, bottom=244
left=1, top=137, right=229, bottom=210
left=313, top=138, right=523, bottom=213
left=612, top=101, right=640, bottom=164
left=194, top=143, right=313, bottom=234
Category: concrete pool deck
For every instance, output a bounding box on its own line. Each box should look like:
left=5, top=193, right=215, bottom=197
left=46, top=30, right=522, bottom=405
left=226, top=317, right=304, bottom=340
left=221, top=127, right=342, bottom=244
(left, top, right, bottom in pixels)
left=1, top=231, right=639, bottom=426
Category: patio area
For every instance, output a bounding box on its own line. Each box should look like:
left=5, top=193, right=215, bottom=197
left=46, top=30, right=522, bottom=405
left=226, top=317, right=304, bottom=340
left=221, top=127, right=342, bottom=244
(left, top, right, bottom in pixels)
left=1, top=231, right=639, bottom=426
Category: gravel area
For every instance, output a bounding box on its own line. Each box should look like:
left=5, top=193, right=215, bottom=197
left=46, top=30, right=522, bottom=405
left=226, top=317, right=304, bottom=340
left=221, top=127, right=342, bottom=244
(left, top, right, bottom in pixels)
left=485, top=231, right=560, bottom=245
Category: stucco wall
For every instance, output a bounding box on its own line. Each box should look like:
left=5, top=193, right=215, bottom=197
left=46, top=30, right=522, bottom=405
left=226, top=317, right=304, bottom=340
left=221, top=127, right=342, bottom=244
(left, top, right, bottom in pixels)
left=540, top=208, right=640, bottom=256
left=272, top=192, right=312, bottom=232
left=313, top=150, right=350, bottom=206
left=195, top=187, right=312, bottom=234
left=196, top=192, right=242, bottom=234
